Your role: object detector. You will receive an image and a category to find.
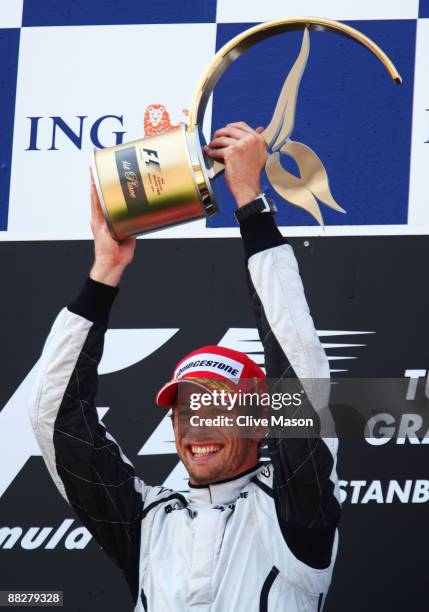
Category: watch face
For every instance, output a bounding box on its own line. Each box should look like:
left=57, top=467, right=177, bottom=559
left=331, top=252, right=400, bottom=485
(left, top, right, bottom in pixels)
left=266, top=196, right=277, bottom=214
left=259, top=194, right=276, bottom=214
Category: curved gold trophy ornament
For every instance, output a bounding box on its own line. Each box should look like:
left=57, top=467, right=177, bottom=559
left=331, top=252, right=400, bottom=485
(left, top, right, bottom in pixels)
left=91, top=17, right=401, bottom=240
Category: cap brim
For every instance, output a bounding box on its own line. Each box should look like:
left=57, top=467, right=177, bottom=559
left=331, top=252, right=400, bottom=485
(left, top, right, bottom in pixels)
left=155, top=377, right=237, bottom=408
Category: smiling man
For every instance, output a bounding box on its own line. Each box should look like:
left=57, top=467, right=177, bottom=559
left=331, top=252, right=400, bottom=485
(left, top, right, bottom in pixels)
left=29, top=122, right=341, bottom=611
left=159, top=354, right=268, bottom=486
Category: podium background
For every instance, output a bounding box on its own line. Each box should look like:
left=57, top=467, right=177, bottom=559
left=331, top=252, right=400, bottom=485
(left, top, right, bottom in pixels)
left=1, top=2, right=428, bottom=610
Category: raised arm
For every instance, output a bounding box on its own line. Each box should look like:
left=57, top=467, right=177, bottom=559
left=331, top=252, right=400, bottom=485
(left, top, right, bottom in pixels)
left=28, top=178, right=145, bottom=600
left=241, top=215, right=341, bottom=569
left=205, top=123, right=341, bottom=570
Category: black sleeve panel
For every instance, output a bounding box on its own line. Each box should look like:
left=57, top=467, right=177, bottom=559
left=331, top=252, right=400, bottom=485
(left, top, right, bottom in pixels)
left=239, top=213, right=288, bottom=261
left=68, top=276, right=119, bottom=327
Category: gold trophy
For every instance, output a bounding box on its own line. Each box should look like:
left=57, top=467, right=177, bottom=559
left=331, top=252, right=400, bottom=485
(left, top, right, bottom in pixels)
left=91, top=17, right=401, bottom=240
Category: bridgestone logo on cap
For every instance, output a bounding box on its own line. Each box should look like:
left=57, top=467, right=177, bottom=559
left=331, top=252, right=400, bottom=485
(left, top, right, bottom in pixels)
left=174, top=353, right=245, bottom=380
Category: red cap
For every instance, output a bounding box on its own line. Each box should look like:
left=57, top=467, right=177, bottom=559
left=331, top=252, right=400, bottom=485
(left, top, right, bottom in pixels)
left=156, top=345, right=266, bottom=408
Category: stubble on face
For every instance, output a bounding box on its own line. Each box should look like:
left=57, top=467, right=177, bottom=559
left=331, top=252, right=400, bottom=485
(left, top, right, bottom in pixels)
left=177, top=434, right=255, bottom=485
left=171, top=383, right=262, bottom=485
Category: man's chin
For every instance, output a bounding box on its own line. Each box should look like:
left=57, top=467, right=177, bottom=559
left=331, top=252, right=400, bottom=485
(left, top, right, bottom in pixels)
left=178, top=440, right=251, bottom=485
left=181, top=451, right=229, bottom=485
left=186, top=460, right=226, bottom=486
left=180, top=442, right=226, bottom=484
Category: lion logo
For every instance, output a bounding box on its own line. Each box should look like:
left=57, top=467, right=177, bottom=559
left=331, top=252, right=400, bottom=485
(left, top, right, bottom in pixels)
left=143, top=104, right=189, bottom=136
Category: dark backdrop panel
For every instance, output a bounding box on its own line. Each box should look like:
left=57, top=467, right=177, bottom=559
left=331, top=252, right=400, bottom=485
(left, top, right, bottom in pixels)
left=0, top=236, right=428, bottom=611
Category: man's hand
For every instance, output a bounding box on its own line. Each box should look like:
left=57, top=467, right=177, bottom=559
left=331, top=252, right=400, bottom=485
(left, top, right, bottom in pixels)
left=89, top=170, right=136, bottom=287
left=204, top=122, right=267, bottom=207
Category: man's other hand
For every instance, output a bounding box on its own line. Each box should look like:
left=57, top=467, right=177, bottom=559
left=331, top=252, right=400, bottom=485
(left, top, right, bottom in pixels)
left=89, top=169, right=136, bottom=287
left=204, top=122, right=267, bottom=207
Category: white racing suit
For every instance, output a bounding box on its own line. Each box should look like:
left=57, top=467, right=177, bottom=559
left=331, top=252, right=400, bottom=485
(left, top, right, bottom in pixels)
left=29, top=214, right=341, bottom=611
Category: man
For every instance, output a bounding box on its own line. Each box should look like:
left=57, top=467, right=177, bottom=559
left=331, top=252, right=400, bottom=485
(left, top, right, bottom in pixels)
left=29, top=122, right=341, bottom=611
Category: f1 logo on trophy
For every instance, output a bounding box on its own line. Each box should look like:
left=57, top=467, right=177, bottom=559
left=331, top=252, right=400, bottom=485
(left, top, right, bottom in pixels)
left=91, top=17, right=401, bottom=240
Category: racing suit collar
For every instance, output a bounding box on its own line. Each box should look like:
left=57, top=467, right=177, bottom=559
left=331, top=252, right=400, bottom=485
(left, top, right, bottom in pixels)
left=187, top=462, right=264, bottom=506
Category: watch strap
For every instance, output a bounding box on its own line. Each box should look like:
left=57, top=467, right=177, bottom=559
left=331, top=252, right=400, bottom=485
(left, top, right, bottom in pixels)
left=234, top=193, right=277, bottom=223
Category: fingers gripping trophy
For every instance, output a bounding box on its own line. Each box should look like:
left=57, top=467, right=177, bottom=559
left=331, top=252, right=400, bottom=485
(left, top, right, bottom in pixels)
left=91, top=17, right=401, bottom=239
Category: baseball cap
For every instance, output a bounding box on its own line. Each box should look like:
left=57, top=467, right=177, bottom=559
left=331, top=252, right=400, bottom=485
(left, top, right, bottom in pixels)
left=156, top=345, right=266, bottom=408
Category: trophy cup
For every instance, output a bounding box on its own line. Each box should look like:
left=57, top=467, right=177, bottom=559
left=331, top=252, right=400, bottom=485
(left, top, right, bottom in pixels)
left=91, top=17, right=401, bottom=241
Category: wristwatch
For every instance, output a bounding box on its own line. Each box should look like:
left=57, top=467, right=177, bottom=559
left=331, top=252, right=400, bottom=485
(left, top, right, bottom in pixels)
left=234, top=192, right=277, bottom=223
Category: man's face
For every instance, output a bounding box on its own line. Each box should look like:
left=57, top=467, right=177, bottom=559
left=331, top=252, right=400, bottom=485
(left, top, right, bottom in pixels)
left=171, top=384, right=261, bottom=486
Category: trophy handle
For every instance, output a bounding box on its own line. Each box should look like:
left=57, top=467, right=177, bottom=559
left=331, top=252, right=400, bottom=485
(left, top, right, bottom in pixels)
left=188, top=17, right=402, bottom=179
